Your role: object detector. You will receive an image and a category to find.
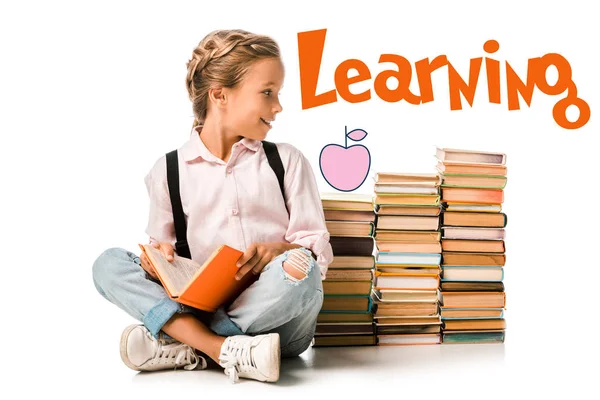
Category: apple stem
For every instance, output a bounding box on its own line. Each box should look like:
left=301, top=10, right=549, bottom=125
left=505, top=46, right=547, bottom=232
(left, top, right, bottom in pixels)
left=345, top=125, right=347, bottom=148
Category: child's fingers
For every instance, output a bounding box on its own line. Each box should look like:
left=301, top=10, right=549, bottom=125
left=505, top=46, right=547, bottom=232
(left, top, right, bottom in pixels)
left=140, top=253, right=158, bottom=279
left=251, top=257, right=270, bottom=276
left=235, top=264, right=253, bottom=280
left=147, top=268, right=158, bottom=279
left=236, top=253, right=260, bottom=280
left=159, top=242, right=174, bottom=262
left=237, top=244, right=257, bottom=268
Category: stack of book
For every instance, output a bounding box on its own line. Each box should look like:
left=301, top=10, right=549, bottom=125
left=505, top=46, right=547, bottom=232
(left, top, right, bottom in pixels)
left=436, top=148, right=507, bottom=344
left=371, top=173, right=444, bottom=346
left=312, top=193, right=377, bottom=347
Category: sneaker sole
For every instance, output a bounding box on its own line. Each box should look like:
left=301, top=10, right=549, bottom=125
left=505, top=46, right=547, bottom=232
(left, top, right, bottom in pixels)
left=267, top=333, right=281, bottom=383
left=119, top=324, right=143, bottom=371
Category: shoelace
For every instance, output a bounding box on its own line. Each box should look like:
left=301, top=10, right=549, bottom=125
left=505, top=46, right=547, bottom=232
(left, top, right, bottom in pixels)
left=146, top=330, right=203, bottom=371
left=219, top=337, right=256, bottom=383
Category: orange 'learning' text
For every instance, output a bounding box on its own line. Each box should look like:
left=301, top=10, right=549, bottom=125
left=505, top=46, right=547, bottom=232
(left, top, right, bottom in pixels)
left=298, top=29, right=590, bottom=130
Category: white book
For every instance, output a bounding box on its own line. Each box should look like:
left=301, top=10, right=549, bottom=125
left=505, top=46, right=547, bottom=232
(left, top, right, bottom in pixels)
left=378, top=334, right=441, bottom=345
left=445, top=204, right=502, bottom=212
left=374, top=184, right=439, bottom=195
left=441, top=266, right=504, bottom=282
left=375, top=275, right=439, bottom=290
left=377, top=252, right=442, bottom=265
left=442, top=227, right=505, bottom=240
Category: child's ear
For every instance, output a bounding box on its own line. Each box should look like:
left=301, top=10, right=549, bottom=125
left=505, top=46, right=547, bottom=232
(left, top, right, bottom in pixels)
left=208, top=87, right=227, bottom=107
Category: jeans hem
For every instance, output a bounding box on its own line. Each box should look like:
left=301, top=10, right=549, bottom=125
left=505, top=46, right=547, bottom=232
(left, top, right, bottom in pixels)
left=143, top=298, right=182, bottom=338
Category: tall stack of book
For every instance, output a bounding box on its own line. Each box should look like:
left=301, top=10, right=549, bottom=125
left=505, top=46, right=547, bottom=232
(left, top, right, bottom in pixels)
left=371, top=173, right=443, bottom=346
left=312, top=193, right=377, bottom=347
left=436, top=148, right=507, bottom=344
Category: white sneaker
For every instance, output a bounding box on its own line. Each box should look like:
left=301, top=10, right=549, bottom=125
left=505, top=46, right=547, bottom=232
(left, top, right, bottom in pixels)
left=119, top=324, right=207, bottom=372
left=218, top=333, right=280, bottom=383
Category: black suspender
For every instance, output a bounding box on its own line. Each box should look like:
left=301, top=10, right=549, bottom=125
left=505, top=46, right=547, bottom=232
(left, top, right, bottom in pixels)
left=165, top=140, right=286, bottom=259
left=165, top=150, right=192, bottom=259
left=261, top=141, right=286, bottom=207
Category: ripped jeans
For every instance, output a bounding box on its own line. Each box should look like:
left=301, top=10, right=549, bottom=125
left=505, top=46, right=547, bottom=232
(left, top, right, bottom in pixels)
left=92, top=247, right=324, bottom=358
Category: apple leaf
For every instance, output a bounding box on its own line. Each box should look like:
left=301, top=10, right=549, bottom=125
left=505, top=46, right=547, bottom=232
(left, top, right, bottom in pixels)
left=346, top=129, right=368, bottom=142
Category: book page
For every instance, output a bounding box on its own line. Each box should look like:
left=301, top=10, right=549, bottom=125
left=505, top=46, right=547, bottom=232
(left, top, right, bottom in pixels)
left=141, top=244, right=201, bottom=296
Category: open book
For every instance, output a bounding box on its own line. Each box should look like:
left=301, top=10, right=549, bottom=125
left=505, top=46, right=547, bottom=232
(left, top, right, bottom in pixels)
left=138, top=244, right=257, bottom=312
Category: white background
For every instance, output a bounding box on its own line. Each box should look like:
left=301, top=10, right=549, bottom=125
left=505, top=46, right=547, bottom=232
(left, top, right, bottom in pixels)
left=1, top=0, right=598, bottom=399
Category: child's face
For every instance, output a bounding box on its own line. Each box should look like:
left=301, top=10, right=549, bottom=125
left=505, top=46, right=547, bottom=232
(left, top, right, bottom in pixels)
left=224, top=57, right=284, bottom=141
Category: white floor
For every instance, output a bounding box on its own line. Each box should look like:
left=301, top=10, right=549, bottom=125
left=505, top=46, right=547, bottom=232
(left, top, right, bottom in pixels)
left=49, top=335, right=595, bottom=400
left=105, top=342, right=511, bottom=396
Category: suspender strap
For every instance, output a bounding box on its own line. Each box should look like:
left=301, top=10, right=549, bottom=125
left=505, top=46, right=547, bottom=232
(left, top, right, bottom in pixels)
left=262, top=140, right=288, bottom=215
left=165, top=150, right=192, bottom=259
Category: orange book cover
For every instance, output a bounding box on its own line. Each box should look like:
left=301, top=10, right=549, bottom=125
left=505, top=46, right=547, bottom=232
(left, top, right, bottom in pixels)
left=139, top=244, right=257, bottom=312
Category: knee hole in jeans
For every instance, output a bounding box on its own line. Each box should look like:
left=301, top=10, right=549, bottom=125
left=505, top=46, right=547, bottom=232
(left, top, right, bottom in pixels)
left=281, top=248, right=313, bottom=285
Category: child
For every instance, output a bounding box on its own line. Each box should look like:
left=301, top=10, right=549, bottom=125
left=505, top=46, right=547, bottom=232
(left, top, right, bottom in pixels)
left=92, top=29, right=333, bottom=384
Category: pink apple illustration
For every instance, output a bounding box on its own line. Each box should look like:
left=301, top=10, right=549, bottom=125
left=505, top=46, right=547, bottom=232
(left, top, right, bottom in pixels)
left=319, top=126, right=371, bottom=191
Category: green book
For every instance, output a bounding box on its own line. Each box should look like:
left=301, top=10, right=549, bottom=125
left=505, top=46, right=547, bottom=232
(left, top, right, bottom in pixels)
left=442, top=330, right=505, bottom=344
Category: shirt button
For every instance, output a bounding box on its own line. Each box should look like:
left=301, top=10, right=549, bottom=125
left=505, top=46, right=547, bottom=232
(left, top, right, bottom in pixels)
left=232, top=209, right=238, bottom=215
left=226, top=168, right=232, bottom=174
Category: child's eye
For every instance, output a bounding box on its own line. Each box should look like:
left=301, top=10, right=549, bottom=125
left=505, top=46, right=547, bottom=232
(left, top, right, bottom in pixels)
left=263, top=90, right=272, bottom=96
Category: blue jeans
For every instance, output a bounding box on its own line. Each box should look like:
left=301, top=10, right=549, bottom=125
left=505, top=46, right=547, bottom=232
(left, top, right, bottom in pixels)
left=92, top=247, right=323, bottom=358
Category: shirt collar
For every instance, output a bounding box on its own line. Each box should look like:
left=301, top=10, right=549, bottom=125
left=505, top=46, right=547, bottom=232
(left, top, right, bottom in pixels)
left=180, top=126, right=262, bottom=162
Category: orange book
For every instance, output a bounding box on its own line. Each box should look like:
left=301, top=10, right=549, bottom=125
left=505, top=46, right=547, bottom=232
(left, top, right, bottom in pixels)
left=441, top=239, right=506, bottom=253
left=139, top=244, right=256, bottom=312
left=442, top=212, right=507, bottom=228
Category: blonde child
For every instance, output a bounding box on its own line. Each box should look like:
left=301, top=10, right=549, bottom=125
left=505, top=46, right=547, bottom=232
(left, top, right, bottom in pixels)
left=92, top=29, right=333, bottom=384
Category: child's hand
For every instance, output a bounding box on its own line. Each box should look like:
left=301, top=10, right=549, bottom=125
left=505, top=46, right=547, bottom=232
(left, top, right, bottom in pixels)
left=140, top=252, right=159, bottom=280
left=151, top=241, right=175, bottom=262
left=235, top=242, right=298, bottom=280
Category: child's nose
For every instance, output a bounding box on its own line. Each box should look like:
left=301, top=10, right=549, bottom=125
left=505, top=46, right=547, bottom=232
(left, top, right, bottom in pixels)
left=273, top=98, right=283, bottom=114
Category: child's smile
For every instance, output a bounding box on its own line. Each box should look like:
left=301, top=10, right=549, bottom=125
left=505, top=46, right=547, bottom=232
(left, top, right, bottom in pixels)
left=260, top=117, right=273, bottom=128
